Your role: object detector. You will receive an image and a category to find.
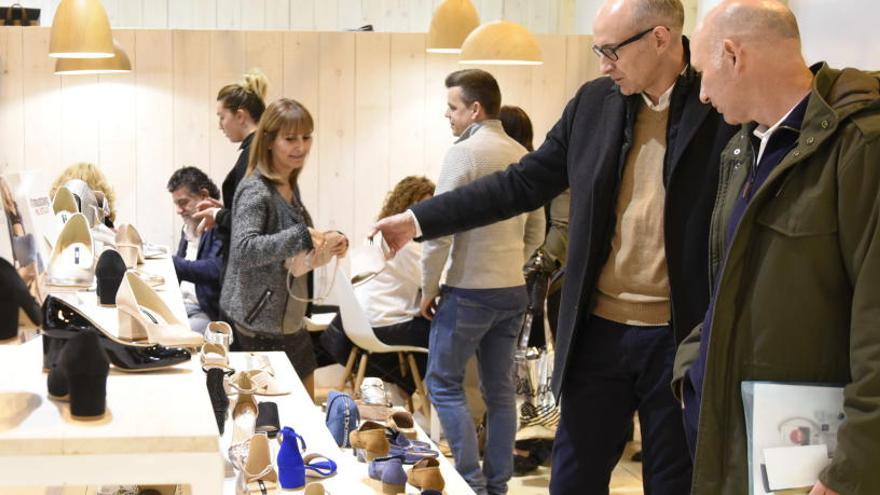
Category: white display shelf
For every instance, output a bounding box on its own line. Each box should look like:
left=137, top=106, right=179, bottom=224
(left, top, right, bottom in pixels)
left=0, top=255, right=223, bottom=494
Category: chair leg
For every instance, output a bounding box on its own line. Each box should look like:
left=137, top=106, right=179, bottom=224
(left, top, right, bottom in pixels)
left=407, top=353, right=429, bottom=418
left=340, top=347, right=359, bottom=392
left=354, top=352, right=369, bottom=397
left=398, top=352, right=408, bottom=378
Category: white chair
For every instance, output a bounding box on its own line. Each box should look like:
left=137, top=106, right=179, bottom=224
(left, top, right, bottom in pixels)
left=325, top=268, right=430, bottom=416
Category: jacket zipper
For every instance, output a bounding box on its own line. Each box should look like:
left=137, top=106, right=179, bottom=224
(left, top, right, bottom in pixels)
left=245, top=289, right=273, bottom=324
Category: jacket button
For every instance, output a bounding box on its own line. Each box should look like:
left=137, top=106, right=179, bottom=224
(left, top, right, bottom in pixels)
left=734, top=148, right=741, bottom=155
left=821, top=120, right=829, bottom=128
left=806, top=137, right=815, bottom=144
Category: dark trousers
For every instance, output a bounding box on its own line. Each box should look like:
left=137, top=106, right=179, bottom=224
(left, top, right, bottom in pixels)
left=550, top=315, right=691, bottom=495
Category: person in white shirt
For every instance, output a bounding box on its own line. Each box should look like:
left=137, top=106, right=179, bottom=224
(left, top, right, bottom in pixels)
left=320, top=176, right=435, bottom=395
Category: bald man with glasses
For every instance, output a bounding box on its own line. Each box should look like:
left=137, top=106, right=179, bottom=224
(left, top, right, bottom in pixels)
left=374, top=0, right=735, bottom=492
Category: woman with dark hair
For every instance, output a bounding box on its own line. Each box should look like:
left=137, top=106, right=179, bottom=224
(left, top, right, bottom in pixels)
left=220, top=98, right=348, bottom=399
left=320, top=176, right=435, bottom=396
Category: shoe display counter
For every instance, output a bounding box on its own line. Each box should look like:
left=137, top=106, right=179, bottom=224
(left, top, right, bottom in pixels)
left=221, top=351, right=475, bottom=494
left=0, top=256, right=224, bottom=494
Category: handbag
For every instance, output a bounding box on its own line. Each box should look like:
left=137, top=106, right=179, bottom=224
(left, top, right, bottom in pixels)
left=0, top=4, right=39, bottom=26
left=514, top=266, right=560, bottom=441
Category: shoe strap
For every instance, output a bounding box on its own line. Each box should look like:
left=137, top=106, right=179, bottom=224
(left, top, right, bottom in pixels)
left=303, top=453, right=337, bottom=478
left=279, top=426, right=307, bottom=451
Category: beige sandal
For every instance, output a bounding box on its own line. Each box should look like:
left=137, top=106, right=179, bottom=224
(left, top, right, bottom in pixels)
left=407, top=457, right=444, bottom=491
left=200, top=342, right=231, bottom=371
left=349, top=420, right=390, bottom=461
left=237, top=433, right=279, bottom=494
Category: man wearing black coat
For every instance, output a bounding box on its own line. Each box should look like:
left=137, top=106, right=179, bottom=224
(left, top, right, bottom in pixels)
left=373, top=0, right=737, bottom=493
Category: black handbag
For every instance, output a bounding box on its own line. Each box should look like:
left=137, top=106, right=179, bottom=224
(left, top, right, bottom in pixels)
left=0, top=4, right=40, bottom=26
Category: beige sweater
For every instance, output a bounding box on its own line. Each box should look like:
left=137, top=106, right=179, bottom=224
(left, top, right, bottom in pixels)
left=421, top=120, right=545, bottom=300
left=593, top=103, right=671, bottom=326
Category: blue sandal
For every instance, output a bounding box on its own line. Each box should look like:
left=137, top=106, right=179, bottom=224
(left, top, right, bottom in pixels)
left=304, top=453, right=338, bottom=479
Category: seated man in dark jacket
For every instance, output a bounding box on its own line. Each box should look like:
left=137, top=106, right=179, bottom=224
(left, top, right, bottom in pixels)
left=167, top=166, right=224, bottom=333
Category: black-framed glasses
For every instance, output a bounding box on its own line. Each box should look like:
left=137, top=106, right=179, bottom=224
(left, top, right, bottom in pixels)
left=591, top=26, right=658, bottom=61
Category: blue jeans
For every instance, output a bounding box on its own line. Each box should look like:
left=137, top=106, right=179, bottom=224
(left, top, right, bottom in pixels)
left=425, top=286, right=528, bottom=495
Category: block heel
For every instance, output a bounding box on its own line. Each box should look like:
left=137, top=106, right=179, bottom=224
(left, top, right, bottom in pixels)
left=68, top=371, right=108, bottom=419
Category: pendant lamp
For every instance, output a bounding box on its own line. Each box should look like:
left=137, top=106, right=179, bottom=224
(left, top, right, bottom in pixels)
left=459, top=20, right=543, bottom=65
left=49, top=0, right=114, bottom=59
left=426, top=0, right=480, bottom=54
left=55, top=39, right=131, bottom=75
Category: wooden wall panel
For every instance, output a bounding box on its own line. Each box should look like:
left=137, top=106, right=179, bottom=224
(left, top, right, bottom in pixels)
left=316, top=32, right=356, bottom=231
left=354, top=33, right=391, bottom=242
left=3, top=28, right=599, bottom=248
left=389, top=33, right=426, bottom=180
left=21, top=28, right=61, bottom=178
left=97, top=30, right=138, bottom=229
left=0, top=27, right=25, bottom=173
left=134, top=30, right=174, bottom=246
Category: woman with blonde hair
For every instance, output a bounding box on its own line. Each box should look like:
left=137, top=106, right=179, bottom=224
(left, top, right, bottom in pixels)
left=220, top=98, right=347, bottom=398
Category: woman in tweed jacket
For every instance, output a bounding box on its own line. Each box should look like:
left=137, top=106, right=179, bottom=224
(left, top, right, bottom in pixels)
left=220, top=98, right=348, bottom=397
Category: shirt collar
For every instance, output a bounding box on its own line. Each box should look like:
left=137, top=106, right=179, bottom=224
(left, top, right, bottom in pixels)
left=641, top=64, right=688, bottom=112
left=456, top=119, right=501, bottom=143
left=752, top=94, right=810, bottom=164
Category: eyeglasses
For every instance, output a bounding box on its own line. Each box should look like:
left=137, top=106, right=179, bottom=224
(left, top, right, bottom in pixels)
left=591, top=26, right=658, bottom=61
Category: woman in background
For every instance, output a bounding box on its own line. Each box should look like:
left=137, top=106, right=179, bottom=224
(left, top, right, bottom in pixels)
left=320, top=176, right=435, bottom=396
left=221, top=98, right=347, bottom=399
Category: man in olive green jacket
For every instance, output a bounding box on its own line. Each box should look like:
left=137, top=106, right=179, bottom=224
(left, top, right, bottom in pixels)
left=675, top=1, right=880, bottom=494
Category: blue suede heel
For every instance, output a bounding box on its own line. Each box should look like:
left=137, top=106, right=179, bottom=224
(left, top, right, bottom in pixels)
left=277, top=426, right=307, bottom=489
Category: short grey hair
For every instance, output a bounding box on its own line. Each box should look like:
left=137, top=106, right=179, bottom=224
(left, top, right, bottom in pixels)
left=632, top=0, right=685, bottom=31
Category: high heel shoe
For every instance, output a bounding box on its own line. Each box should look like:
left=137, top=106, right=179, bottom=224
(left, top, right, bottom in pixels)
left=116, top=271, right=203, bottom=347
left=0, top=257, right=41, bottom=341
left=47, top=212, right=95, bottom=287
left=46, top=329, right=110, bottom=420
left=115, top=224, right=145, bottom=269
left=228, top=372, right=260, bottom=469
left=205, top=321, right=234, bottom=350
left=52, top=186, right=79, bottom=218
left=277, top=426, right=307, bottom=489
left=42, top=295, right=191, bottom=372
left=95, top=249, right=127, bottom=306
left=237, top=433, right=279, bottom=495
left=206, top=367, right=231, bottom=434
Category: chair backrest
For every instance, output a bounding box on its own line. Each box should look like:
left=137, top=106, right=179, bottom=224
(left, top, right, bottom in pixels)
left=326, top=268, right=397, bottom=353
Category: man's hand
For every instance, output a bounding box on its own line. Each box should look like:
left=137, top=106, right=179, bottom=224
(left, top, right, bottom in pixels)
left=192, top=208, right=219, bottom=234
left=809, top=481, right=840, bottom=495
left=420, top=294, right=438, bottom=321
left=196, top=198, right=223, bottom=211
left=371, top=212, right=417, bottom=256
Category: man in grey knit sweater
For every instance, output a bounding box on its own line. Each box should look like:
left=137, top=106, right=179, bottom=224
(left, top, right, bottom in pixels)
left=421, top=69, right=545, bottom=495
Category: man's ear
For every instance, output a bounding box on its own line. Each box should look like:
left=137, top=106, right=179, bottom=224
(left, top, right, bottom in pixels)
left=722, top=39, right=742, bottom=73
left=470, top=101, right=485, bottom=121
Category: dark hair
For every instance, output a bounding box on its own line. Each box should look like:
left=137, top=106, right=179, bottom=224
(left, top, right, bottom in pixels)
left=444, top=69, right=502, bottom=118
left=217, top=70, right=268, bottom=123
left=499, top=105, right=534, bottom=152
left=167, top=166, right=221, bottom=200
left=377, top=176, right=435, bottom=220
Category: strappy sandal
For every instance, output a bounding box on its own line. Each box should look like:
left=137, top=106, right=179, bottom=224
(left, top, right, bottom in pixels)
left=200, top=342, right=232, bottom=372
left=233, top=368, right=289, bottom=396
left=236, top=433, right=278, bottom=494
left=303, top=453, right=337, bottom=479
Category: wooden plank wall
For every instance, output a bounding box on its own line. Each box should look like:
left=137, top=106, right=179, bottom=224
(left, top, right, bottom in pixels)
left=0, top=27, right=597, bottom=247
left=16, top=0, right=583, bottom=34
